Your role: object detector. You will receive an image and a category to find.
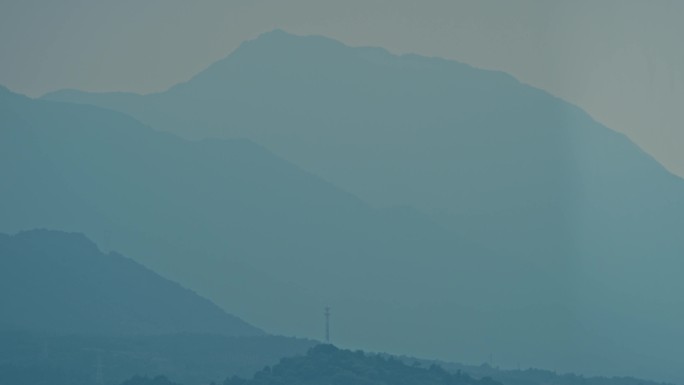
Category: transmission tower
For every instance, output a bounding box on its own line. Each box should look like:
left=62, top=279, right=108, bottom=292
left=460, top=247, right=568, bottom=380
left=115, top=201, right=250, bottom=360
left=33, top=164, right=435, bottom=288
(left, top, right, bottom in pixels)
left=324, top=306, right=331, bottom=343
left=95, top=351, right=104, bottom=385
left=41, top=340, right=49, bottom=360
left=83, top=348, right=105, bottom=385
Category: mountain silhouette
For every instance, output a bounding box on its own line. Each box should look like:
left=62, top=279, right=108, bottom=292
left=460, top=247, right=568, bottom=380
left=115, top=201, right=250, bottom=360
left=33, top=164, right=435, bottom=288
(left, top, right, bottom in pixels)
left=12, top=28, right=684, bottom=381
left=43, top=30, right=684, bottom=269
left=0, top=229, right=261, bottom=336
left=1, top=86, right=521, bottom=371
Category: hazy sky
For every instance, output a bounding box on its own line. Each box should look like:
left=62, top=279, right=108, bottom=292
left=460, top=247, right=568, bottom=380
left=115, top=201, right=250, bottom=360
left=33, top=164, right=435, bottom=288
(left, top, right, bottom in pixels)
left=1, top=0, right=683, bottom=177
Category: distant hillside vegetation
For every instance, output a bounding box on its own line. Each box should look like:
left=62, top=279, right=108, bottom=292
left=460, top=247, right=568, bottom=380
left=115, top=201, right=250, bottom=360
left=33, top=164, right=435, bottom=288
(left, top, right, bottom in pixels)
left=392, top=356, right=673, bottom=385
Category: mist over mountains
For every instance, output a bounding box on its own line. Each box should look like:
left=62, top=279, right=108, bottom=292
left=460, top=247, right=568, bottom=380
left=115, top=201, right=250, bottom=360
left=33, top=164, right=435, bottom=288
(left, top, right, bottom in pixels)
left=1, top=85, right=507, bottom=360
left=3, top=30, right=684, bottom=382
left=45, top=31, right=684, bottom=294
left=0, top=230, right=663, bottom=385
left=0, top=228, right=314, bottom=385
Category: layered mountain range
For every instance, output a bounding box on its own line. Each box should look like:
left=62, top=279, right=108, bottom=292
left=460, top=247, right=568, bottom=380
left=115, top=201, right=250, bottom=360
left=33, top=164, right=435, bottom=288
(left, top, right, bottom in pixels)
left=2, top=30, right=683, bottom=382
left=1, top=84, right=501, bottom=356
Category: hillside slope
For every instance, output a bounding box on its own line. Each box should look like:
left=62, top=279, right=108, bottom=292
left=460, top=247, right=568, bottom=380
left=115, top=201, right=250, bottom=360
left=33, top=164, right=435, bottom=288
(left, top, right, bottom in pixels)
left=0, top=230, right=261, bottom=337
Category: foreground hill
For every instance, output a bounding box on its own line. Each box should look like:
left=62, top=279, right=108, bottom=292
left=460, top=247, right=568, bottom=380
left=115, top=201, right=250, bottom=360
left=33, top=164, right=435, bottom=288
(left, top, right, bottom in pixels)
left=0, top=230, right=261, bottom=336
left=226, top=346, right=673, bottom=385
left=0, top=331, right=315, bottom=385
left=223, top=344, right=500, bottom=385
left=40, top=31, right=684, bottom=381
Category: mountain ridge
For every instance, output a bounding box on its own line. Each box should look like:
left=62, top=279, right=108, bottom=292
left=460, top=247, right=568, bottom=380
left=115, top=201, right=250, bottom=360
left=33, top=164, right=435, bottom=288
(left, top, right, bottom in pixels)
left=21, top=30, right=684, bottom=381
left=0, top=229, right=262, bottom=337
left=1, top=86, right=521, bottom=373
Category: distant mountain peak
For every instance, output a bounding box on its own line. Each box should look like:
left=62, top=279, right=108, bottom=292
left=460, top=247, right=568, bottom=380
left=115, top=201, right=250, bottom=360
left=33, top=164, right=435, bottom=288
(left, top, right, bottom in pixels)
left=0, top=84, right=29, bottom=100
left=250, top=28, right=342, bottom=46
left=258, top=28, right=295, bottom=38
left=222, top=29, right=353, bottom=65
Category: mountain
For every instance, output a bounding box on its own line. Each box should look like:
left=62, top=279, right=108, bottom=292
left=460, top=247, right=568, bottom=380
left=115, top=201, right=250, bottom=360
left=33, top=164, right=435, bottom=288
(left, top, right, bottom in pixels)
left=0, top=229, right=261, bottom=336
left=41, top=30, right=684, bottom=261
left=40, top=31, right=684, bottom=382
left=0, top=86, right=538, bottom=375
left=0, top=331, right=315, bottom=385
left=223, top=344, right=500, bottom=385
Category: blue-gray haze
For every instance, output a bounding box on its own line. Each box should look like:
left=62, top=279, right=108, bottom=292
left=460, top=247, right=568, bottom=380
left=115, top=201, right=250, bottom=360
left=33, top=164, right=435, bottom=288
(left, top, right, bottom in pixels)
left=1, top=0, right=683, bottom=179
left=2, top=30, right=684, bottom=383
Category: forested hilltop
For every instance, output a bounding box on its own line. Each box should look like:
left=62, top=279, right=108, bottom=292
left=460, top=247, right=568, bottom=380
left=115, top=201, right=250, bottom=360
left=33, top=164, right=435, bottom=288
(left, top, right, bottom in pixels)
left=224, top=344, right=499, bottom=385
left=117, top=345, right=675, bottom=385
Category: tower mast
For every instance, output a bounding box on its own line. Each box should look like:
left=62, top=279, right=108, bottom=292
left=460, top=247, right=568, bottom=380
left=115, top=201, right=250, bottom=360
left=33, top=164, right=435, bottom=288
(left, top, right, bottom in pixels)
left=324, top=306, right=331, bottom=343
